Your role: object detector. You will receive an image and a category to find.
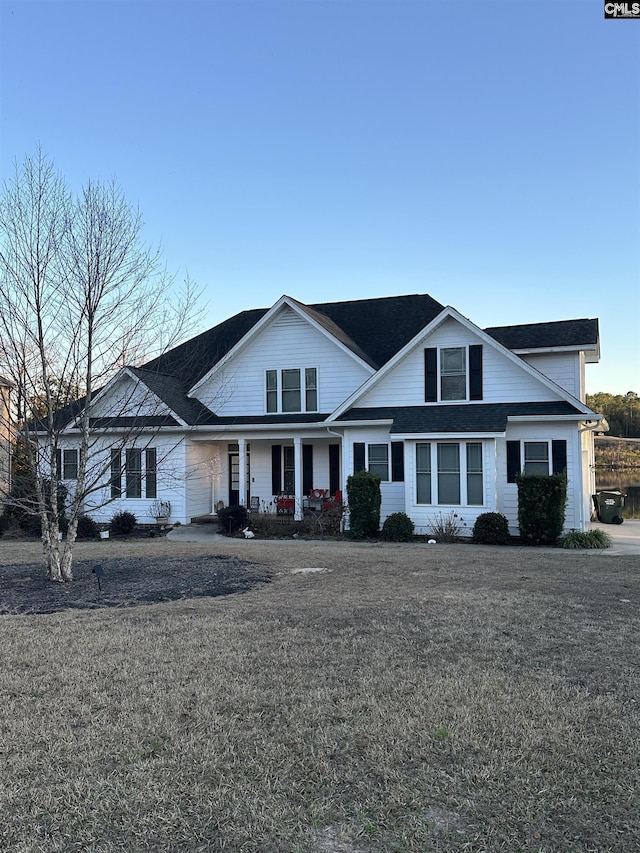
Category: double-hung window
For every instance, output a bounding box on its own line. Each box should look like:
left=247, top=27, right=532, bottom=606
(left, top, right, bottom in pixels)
left=523, top=442, right=549, bottom=475
left=265, top=368, right=318, bottom=413
left=368, top=444, right=389, bottom=480
left=440, top=347, right=466, bottom=401
left=56, top=449, right=78, bottom=480
left=425, top=345, right=483, bottom=402
left=506, top=440, right=567, bottom=482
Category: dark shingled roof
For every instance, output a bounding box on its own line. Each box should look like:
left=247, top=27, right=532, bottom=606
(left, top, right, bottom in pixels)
left=55, top=295, right=597, bottom=430
left=141, top=294, right=447, bottom=392
left=485, top=318, right=599, bottom=350
left=336, top=402, right=586, bottom=433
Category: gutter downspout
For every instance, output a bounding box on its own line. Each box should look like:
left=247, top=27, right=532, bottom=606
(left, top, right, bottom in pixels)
left=578, top=418, right=606, bottom=529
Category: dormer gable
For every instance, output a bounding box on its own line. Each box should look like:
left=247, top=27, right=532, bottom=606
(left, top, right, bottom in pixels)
left=330, top=307, right=596, bottom=420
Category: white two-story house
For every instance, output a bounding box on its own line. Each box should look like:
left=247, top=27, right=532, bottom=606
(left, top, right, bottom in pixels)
left=59, top=293, right=602, bottom=535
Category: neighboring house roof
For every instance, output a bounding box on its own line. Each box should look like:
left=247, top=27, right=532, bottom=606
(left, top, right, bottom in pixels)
left=337, top=401, right=587, bottom=434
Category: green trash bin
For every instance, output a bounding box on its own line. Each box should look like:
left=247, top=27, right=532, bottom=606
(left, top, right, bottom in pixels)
left=595, top=490, right=625, bottom=525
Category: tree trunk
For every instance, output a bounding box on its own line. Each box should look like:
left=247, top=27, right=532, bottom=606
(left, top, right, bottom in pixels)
left=42, top=529, right=73, bottom=582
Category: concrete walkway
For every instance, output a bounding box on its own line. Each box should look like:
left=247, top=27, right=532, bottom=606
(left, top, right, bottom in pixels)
left=167, top=518, right=640, bottom=555
left=588, top=519, right=640, bottom=556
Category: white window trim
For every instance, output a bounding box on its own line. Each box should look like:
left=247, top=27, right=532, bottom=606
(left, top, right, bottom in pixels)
left=264, top=367, right=319, bottom=414
left=438, top=346, right=470, bottom=402
left=414, top=440, right=485, bottom=506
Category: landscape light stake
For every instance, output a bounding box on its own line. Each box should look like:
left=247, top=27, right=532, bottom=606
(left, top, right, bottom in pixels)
left=92, top=563, right=105, bottom=592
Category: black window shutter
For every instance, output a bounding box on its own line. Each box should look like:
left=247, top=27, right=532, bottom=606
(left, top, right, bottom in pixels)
left=329, top=444, right=340, bottom=495
left=302, top=444, right=313, bottom=494
left=469, top=344, right=483, bottom=400
left=425, top=348, right=437, bottom=402
left=506, top=441, right=521, bottom=483
left=271, top=445, right=282, bottom=494
left=552, top=440, right=567, bottom=475
left=354, top=442, right=365, bottom=472
left=391, top=441, right=405, bottom=482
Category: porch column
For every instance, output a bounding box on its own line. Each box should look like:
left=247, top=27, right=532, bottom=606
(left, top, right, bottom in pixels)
left=294, top=436, right=303, bottom=520
left=238, top=437, right=247, bottom=507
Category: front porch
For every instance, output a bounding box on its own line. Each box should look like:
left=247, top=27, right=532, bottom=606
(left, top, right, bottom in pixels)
left=189, top=433, right=344, bottom=521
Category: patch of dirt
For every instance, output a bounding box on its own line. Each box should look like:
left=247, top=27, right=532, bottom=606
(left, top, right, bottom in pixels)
left=0, top=554, right=271, bottom=615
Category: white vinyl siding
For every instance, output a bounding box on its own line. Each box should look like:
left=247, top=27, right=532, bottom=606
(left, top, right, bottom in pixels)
left=197, top=306, right=372, bottom=416
left=358, top=316, right=565, bottom=408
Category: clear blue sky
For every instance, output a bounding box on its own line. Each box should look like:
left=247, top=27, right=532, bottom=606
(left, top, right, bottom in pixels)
left=1, top=0, right=638, bottom=395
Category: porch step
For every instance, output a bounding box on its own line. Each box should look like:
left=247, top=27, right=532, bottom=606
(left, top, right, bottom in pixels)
left=190, top=515, right=219, bottom=525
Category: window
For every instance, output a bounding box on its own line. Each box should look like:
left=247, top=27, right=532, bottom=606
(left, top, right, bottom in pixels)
left=437, top=443, right=461, bottom=504
left=111, top=450, right=121, bottom=498
left=282, top=369, right=301, bottom=413
left=506, top=439, right=568, bottom=483
left=126, top=449, right=142, bottom=498
left=265, top=367, right=318, bottom=413
left=416, top=443, right=431, bottom=504
left=305, top=368, right=317, bottom=412
left=466, top=442, right=483, bottom=505
left=415, top=441, right=484, bottom=506
left=56, top=449, right=78, bottom=480
left=523, top=442, right=549, bottom=475
left=353, top=442, right=392, bottom=481
left=368, top=444, right=389, bottom=481
left=425, top=345, right=483, bottom=402
left=146, top=449, right=157, bottom=499
left=266, top=370, right=278, bottom=413
left=112, top=448, right=158, bottom=499
left=441, top=347, right=466, bottom=401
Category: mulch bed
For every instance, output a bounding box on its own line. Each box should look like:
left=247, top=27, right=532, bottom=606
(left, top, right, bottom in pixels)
left=0, top=554, right=271, bottom=616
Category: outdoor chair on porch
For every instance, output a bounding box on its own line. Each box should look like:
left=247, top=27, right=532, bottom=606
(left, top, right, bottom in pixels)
left=322, top=489, right=343, bottom=511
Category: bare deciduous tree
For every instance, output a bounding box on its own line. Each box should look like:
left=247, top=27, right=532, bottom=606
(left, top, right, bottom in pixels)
left=0, top=149, right=200, bottom=581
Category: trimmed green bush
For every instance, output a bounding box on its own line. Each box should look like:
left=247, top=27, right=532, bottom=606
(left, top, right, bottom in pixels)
left=76, top=514, right=100, bottom=540
left=346, top=469, right=381, bottom=539
left=472, top=512, right=510, bottom=545
left=110, top=510, right=137, bottom=536
left=217, top=504, right=248, bottom=536
left=381, top=512, right=415, bottom=542
left=516, top=474, right=567, bottom=546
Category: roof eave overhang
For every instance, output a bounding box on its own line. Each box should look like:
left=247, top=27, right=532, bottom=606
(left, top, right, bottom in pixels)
left=507, top=414, right=603, bottom=424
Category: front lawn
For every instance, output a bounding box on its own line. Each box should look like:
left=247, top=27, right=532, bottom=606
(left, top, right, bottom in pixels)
left=0, top=537, right=638, bottom=851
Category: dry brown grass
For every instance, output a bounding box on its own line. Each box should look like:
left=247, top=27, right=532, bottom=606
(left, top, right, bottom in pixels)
left=0, top=536, right=639, bottom=852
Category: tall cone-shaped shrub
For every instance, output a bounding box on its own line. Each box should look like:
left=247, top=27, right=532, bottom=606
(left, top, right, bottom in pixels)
left=346, top=469, right=381, bottom=539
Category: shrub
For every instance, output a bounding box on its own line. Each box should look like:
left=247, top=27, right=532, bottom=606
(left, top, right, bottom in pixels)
left=472, top=512, right=510, bottom=545
left=217, top=504, right=248, bottom=536
left=428, top=511, right=467, bottom=543
left=346, top=470, right=381, bottom=539
left=110, top=510, right=137, bottom=536
left=516, top=474, right=567, bottom=546
left=561, top=528, right=613, bottom=549
left=76, top=514, right=100, bottom=540
left=381, top=512, right=415, bottom=542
